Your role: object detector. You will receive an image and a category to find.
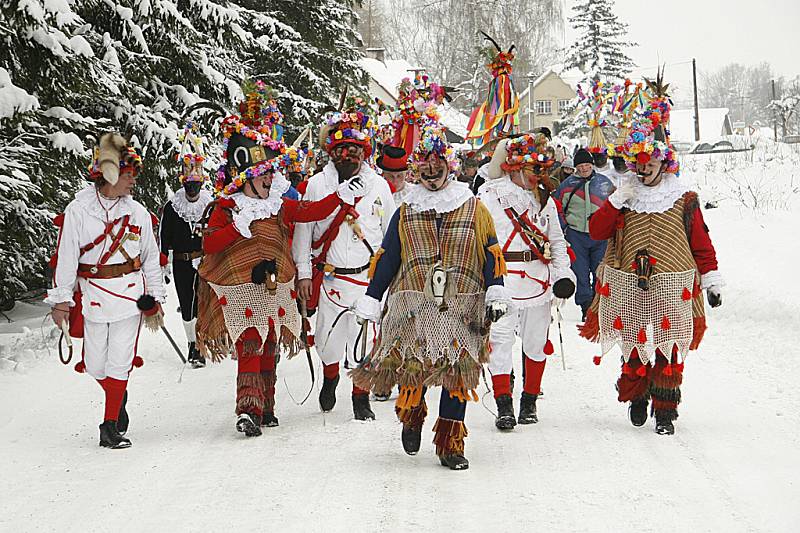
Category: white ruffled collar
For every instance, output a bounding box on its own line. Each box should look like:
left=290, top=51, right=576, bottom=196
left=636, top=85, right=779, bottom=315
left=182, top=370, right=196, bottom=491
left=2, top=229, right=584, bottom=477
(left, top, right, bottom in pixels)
left=624, top=173, right=692, bottom=213
left=478, top=175, right=537, bottom=213
left=404, top=179, right=473, bottom=214
left=171, top=188, right=213, bottom=223
left=224, top=172, right=291, bottom=220
left=75, top=185, right=134, bottom=221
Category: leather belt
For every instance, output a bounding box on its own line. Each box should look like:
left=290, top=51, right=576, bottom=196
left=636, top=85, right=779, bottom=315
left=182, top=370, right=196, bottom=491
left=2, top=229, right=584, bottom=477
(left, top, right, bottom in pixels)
left=78, top=257, right=141, bottom=279
left=503, top=250, right=537, bottom=263
left=316, top=262, right=371, bottom=276
left=174, top=250, right=204, bottom=261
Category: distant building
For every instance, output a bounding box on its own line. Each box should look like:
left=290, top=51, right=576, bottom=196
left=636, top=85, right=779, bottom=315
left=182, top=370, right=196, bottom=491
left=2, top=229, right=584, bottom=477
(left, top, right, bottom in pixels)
left=359, top=50, right=469, bottom=144
left=518, top=66, right=579, bottom=133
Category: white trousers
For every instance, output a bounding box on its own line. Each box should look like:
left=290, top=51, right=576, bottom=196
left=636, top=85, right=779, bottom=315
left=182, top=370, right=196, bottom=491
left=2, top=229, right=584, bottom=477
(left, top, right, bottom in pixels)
left=315, top=275, right=377, bottom=368
left=488, top=303, right=551, bottom=375
left=82, top=314, right=142, bottom=381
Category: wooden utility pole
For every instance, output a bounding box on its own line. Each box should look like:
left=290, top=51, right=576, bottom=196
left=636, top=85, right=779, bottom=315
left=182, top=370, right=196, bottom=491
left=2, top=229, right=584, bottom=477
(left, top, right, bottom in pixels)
left=772, top=79, right=778, bottom=142
left=692, top=58, right=701, bottom=141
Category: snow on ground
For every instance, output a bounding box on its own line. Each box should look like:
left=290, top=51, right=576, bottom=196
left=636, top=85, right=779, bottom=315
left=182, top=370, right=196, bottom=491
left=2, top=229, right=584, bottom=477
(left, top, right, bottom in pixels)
left=1, top=149, right=799, bottom=532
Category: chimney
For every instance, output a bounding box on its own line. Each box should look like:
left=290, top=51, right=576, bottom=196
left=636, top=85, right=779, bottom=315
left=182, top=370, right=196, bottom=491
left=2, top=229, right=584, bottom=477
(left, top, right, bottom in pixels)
left=365, top=47, right=386, bottom=63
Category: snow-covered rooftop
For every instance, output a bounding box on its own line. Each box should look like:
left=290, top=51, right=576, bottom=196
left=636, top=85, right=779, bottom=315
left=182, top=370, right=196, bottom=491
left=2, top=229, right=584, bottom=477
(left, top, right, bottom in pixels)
left=359, top=57, right=470, bottom=139
left=670, top=108, right=732, bottom=143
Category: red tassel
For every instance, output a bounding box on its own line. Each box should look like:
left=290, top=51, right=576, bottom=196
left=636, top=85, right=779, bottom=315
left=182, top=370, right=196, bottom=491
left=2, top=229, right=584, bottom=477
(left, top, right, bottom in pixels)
left=636, top=365, right=647, bottom=377
left=219, top=295, right=227, bottom=306
left=661, top=316, right=671, bottom=330
left=74, top=361, right=86, bottom=373
left=598, top=283, right=610, bottom=297
left=244, top=307, right=253, bottom=318
left=593, top=355, right=602, bottom=366
left=681, top=288, right=692, bottom=301
left=278, top=306, right=286, bottom=317
left=637, top=328, right=647, bottom=343
left=663, top=365, right=673, bottom=376
left=613, top=316, right=624, bottom=330
left=622, top=362, right=631, bottom=375
left=132, top=356, right=144, bottom=368
left=543, top=340, right=554, bottom=355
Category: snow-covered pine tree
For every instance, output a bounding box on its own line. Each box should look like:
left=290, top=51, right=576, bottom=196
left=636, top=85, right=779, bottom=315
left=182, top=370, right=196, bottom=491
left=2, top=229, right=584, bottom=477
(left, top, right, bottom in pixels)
left=0, top=0, right=120, bottom=305
left=235, top=0, right=367, bottom=133
left=556, top=0, right=635, bottom=138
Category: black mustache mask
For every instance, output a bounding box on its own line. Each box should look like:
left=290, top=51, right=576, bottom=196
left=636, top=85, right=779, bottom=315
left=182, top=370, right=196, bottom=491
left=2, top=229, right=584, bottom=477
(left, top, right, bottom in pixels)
left=183, top=180, right=202, bottom=197
left=334, top=160, right=359, bottom=182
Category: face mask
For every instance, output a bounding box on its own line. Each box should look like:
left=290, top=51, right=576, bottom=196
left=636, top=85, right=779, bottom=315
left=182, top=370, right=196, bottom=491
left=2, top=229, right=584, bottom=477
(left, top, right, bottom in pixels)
left=183, top=180, right=202, bottom=198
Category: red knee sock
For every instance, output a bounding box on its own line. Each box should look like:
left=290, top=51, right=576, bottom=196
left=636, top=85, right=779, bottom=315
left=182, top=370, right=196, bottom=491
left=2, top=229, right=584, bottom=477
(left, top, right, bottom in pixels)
left=491, top=374, right=511, bottom=398
left=523, top=357, right=546, bottom=395
left=98, top=377, right=128, bottom=422
left=323, top=362, right=340, bottom=380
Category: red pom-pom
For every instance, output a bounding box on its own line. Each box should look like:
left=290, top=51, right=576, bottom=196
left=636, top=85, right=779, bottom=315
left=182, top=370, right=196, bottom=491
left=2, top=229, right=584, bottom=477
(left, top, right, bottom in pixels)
left=661, top=316, right=671, bottom=330
left=613, top=316, right=624, bottom=330
left=637, top=328, right=647, bottom=343
left=636, top=365, right=647, bottom=377
left=622, top=362, right=631, bottom=375
left=677, top=362, right=685, bottom=373
left=681, top=287, right=692, bottom=301
left=649, top=257, right=657, bottom=266
left=593, top=355, right=602, bottom=366
left=278, top=306, right=286, bottom=317
left=132, top=356, right=144, bottom=368
left=543, top=340, right=554, bottom=355
left=630, top=261, right=638, bottom=271
left=74, top=361, right=86, bottom=373
left=244, top=307, right=253, bottom=318
left=636, top=152, right=651, bottom=164
left=663, top=365, right=673, bottom=376
left=567, top=247, right=576, bottom=263
left=597, top=283, right=610, bottom=297
left=290, top=290, right=297, bottom=299
left=307, top=334, right=315, bottom=347
left=219, top=295, right=227, bottom=306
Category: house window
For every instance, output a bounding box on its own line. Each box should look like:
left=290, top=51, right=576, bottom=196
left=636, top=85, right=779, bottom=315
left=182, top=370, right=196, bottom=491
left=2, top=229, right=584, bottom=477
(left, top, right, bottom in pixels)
left=558, top=99, right=570, bottom=114
left=535, top=100, right=552, bottom=115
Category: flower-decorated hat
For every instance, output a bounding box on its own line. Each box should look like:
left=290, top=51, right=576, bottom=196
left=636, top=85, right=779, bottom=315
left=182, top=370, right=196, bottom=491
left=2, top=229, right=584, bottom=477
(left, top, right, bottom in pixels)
left=215, top=80, right=288, bottom=196
left=88, top=133, right=142, bottom=185
left=616, top=69, right=679, bottom=174
left=487, top=132, right=553, bottom=179
left=319, top=97, right=375, bottom=157
left=410, top=119, right=459, bottom=174
left=176, top=121, right=207, bottom=184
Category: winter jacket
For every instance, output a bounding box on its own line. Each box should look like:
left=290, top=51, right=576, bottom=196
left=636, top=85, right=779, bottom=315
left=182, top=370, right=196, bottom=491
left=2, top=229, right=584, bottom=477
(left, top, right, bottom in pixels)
left=552, top=171, right=615, bottom=233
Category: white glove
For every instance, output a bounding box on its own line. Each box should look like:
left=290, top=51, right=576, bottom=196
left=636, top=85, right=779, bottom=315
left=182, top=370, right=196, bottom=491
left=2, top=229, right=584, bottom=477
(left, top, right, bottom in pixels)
left=232, top=210, right=256, bottom=238
left=484, top=285, right=512, bottom=323
left=707, top=286, right=722, bottom=308
left=336, top=176, right=367, bottom=205
left=608, top=180, right=636, bottom=209
left=353, top=294, right=382, bottom=324
left=162, top=263, right=172, bottom=285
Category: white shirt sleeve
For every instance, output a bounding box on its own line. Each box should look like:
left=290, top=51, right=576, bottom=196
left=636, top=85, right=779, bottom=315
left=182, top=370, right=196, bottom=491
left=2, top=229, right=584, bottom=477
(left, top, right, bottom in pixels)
left=546, top=200, right=575, bottom=283
left=139, top=207, right=166, bottom=302
left=44, top=204, right=81, bottom=306
left=292, top=180, right=320, bottom=280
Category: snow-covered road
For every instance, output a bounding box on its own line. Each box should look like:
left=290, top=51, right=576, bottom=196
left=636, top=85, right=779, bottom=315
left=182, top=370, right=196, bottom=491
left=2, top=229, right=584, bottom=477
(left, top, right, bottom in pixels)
left=1, top=201, right=798, bottom=532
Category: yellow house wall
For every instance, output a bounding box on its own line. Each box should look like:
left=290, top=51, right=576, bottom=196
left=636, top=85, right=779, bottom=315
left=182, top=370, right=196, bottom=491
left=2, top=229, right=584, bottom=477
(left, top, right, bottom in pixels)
left=520, top=72, right=575, bottom=132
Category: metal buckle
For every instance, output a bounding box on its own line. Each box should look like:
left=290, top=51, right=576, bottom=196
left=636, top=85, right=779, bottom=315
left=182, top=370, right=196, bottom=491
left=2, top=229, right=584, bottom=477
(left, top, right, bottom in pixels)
left=90, top=266, right=98, bottom=275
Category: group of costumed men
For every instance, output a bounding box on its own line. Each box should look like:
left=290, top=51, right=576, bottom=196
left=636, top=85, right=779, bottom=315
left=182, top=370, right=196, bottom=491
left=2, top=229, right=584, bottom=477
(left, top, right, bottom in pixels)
left=46, top=54, right=722, bottom=468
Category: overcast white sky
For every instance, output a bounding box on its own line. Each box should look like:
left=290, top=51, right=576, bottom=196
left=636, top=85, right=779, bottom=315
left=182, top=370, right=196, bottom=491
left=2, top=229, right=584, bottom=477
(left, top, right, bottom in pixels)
left=564, top=0, right=800, bottom=102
